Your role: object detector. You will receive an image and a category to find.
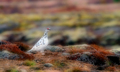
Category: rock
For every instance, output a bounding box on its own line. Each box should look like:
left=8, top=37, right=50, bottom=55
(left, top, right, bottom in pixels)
left=44, top=63, right=53, bottom=67
left=83, top=52, right=92, bottom=55
left=77, top=52, right=92, bottom=63
left=114, top=51, right=120, bottom=56
left=65, top=44, right=89, bottom=49
left=19, top=69, right=27, bottom=72
left=77, top=52, right=94, bottom=64
left=107, top=56, right=120, bottom=65
left=0, top=50, right=11, bottom=59
left=68, top=52, right=106, bottom=66
left=62, top=52, right=70, bottom=56
left=109, top=46, right=120, bottom=57
left=72, top=52, right=92, bottom=61
left=77, top=53, right=90, bottom=62
left=79, top=53, right=106, bottom=66
left=46, top=46, right=63, bottom=52
left=9, top=54, right=19, bottom=60
left=0, top=23, right=19, bottom=33
left=0, top=50, right=19, bottom=59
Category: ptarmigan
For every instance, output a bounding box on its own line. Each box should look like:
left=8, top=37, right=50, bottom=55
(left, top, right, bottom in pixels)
left=28, top=28, right=50, bottom=55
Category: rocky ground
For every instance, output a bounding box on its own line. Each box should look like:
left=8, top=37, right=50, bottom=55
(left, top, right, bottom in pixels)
left=0, top=41, right=120, bottom=72
left=0, top=11, right=120, bottom=72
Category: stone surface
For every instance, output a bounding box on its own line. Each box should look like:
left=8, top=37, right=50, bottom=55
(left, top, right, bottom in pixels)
left=44, top=63, right=53, bottom=67
left=68, top=52, right=106, bottom=66
left=46, top=46, right=63, bottom=52
left=0, top=50, right=19, bottom=59
left=83, top=52, right=92, bottom=55
left=62, top=52, right=70, bottom=56
left=19, top=69, right=27, bottom=72
left=65, top=44, right=90, bottom=49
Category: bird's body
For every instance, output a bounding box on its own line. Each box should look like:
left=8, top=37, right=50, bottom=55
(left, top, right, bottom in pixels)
left=31, top=36, right=48, bottom=51
left=28, top=28, right=50, bottom=55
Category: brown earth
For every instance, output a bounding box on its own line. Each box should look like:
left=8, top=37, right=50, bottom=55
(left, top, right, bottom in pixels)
left=0, top=44, right=120, bottom=72
left=0, top=0, right=120, bottom=14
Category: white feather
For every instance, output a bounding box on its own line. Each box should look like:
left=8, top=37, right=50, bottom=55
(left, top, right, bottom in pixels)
left=28, top=28, right=50, bottom=53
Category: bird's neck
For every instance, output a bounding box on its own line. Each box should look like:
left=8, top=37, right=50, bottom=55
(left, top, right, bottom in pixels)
left=44, top=30, right=48, bottom=36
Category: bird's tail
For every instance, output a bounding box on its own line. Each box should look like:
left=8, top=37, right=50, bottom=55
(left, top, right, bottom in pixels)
left=26, top=50, right=31, bottom=53
left=26, top=48, right=33, bottom=53
left=26, top=47, right=35, bottom=53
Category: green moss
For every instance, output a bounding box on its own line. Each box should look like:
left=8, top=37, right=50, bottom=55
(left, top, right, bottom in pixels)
left=106, top=60, right=112, bottom=66
left=53, top=61, right=67, bottom=68
left=23, top=60, right=36, bottom=66
left=6, top=68, right=18, bottom=72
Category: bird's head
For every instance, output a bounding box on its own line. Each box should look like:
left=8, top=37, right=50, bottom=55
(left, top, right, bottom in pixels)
left=47, top=28, right=51, bottom=31
left=44, top=28, right=50, bottom=35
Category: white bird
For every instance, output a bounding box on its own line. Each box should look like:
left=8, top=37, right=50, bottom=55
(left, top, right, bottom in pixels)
left=28, top=28, right=50, bottom=55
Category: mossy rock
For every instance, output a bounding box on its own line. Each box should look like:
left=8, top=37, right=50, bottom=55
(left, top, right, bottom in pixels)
left=46, top=46, right=63, bottom=52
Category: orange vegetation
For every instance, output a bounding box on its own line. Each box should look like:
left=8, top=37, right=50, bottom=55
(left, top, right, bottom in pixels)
left=67, top=48, right=86, bottom=54
left=70, top=66, right=91, bottom=72
left=90, top=44, right=114, bottom=55
left=0, top=40, right=34, bottom=60
left=106, top=66, right=116, bottom=71
left=14, top=42, right=30, bottom=51
left=90, top=45, right=114, bottom=61
left=67, top=44, right=114, bottom=65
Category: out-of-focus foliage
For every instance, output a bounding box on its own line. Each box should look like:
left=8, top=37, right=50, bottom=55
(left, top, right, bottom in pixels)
left=1, top=12, right=120, bottom=46
left=0, top=12, right=120, bottom=29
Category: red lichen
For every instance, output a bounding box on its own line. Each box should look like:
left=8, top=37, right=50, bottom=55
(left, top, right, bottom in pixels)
left=2, top=40, right=12, bottom=44
left=89, top=45, right=114, bottom=61
left=67, top=47, right=89, bottom=54
left=90, top=44, right=114, bottom=55
left=92, top=51, right=106, bottom=61
left=67, top=44, right=114, bottom=65
left=106, top=66, right=116, bottom=71
left=14, top=42, right=30, bottom=51
left=0, top=40, right=34, bottom=60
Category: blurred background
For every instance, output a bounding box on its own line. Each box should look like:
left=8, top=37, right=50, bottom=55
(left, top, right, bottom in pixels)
left=0, top=0, right=120, bottom=48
